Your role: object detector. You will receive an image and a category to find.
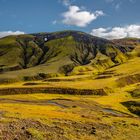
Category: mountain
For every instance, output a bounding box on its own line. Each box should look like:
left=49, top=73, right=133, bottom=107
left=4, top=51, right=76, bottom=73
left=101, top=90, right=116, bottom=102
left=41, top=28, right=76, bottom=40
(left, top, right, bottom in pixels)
left=1, top=31, right=140, bottom=140
left=0, top=30, right=139, bottom=82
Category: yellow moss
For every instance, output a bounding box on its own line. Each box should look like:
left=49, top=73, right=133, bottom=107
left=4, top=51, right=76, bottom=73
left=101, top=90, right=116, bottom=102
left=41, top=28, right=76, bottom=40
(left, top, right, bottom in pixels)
left=27, top=128, right=45, bottom=140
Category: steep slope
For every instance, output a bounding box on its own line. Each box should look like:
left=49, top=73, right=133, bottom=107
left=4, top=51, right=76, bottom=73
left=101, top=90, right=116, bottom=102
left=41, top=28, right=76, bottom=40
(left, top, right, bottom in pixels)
left=0, top=31, right=138, bottom=82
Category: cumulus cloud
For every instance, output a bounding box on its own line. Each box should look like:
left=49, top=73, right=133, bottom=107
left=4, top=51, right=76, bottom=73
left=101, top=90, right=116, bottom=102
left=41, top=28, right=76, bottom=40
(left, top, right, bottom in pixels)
left=62, top=5, right=104, bottom=27
left=0, top=31, right=25, bottom=38
left=90, top=25, right=140, bottom=40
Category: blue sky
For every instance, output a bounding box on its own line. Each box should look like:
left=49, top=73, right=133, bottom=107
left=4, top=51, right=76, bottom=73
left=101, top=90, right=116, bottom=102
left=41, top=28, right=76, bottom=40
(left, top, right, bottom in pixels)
left=0, top=0, right=140, bottom=39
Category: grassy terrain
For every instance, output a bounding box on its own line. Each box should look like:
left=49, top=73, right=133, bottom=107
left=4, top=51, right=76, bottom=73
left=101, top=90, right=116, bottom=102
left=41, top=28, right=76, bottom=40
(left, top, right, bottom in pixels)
left=0, top=54, right=140, bottom=139
left=0, top=31, right=134, bottom=83
left=0, top=32, right=140, bottom=139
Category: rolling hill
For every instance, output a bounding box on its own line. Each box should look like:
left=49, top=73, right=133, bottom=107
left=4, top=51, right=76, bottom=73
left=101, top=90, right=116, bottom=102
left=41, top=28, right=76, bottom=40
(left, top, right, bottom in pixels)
left=0, top=31, right=140, bottom=140
left=0, top=30, right=139, bottom=82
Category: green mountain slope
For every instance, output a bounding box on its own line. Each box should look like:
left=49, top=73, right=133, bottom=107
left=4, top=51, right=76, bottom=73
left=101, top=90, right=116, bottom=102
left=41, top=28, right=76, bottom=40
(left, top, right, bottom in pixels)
left=0, top=30, right=139, bottom=82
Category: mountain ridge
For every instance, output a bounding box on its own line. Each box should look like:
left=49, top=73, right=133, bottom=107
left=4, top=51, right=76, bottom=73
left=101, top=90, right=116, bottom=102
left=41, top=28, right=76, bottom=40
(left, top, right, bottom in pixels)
left=0, top=30, right=139, bottom=82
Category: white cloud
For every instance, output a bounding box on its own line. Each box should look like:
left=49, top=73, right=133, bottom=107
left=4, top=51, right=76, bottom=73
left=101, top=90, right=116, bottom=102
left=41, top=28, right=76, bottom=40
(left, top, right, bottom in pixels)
left=0, top=31, right=25, bottom=38
left=62, top=5, right=104, bottom=27
left=91, top=25, right=140, bottom=40
left=60, top=0, right=71, bottom=6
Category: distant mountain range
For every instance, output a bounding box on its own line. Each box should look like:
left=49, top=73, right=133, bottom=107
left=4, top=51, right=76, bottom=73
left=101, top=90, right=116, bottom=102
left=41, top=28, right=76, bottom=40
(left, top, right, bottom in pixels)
left=0, top=30, right=140, bottom=82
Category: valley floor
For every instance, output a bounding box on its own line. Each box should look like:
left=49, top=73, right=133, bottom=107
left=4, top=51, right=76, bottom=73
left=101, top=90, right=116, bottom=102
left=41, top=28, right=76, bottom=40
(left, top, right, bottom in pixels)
left=0, top=92, right=140, bottom=140
left=0, top=57, right=140, bottom=140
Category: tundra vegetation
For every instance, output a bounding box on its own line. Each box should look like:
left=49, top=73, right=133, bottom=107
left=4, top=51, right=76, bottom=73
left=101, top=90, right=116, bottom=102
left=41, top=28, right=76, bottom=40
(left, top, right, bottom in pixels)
left=0, top=31, right=140, bottom=140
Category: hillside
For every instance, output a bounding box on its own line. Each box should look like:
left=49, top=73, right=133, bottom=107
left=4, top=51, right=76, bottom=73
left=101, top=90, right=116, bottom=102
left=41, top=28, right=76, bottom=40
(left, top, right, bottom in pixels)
left=0, top=31, right=140, bottom=139
left=0, top=30, right=139, bottom=83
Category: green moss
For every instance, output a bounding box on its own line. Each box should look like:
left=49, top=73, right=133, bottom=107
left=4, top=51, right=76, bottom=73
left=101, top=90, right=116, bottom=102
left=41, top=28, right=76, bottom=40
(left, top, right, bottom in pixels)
left=27, top=128, right=45, bottom=140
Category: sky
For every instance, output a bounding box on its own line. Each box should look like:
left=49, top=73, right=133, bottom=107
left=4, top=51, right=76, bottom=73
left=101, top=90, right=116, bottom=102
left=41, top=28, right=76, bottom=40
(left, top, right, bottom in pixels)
left=0, top=0, right=140, bottom=39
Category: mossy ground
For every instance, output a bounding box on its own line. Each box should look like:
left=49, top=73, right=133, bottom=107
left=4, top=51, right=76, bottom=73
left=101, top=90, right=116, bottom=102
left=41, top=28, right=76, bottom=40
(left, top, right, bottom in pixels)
left=0, top=56, right=140, bottom=139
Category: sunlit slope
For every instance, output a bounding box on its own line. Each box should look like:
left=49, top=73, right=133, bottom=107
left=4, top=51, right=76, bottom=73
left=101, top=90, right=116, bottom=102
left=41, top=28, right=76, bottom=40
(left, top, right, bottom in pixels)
left=0, top=31, right=135, bottom=82
left=0, top=35, right=140, bottom=140
left=45, top=56, right=140, bottom=91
